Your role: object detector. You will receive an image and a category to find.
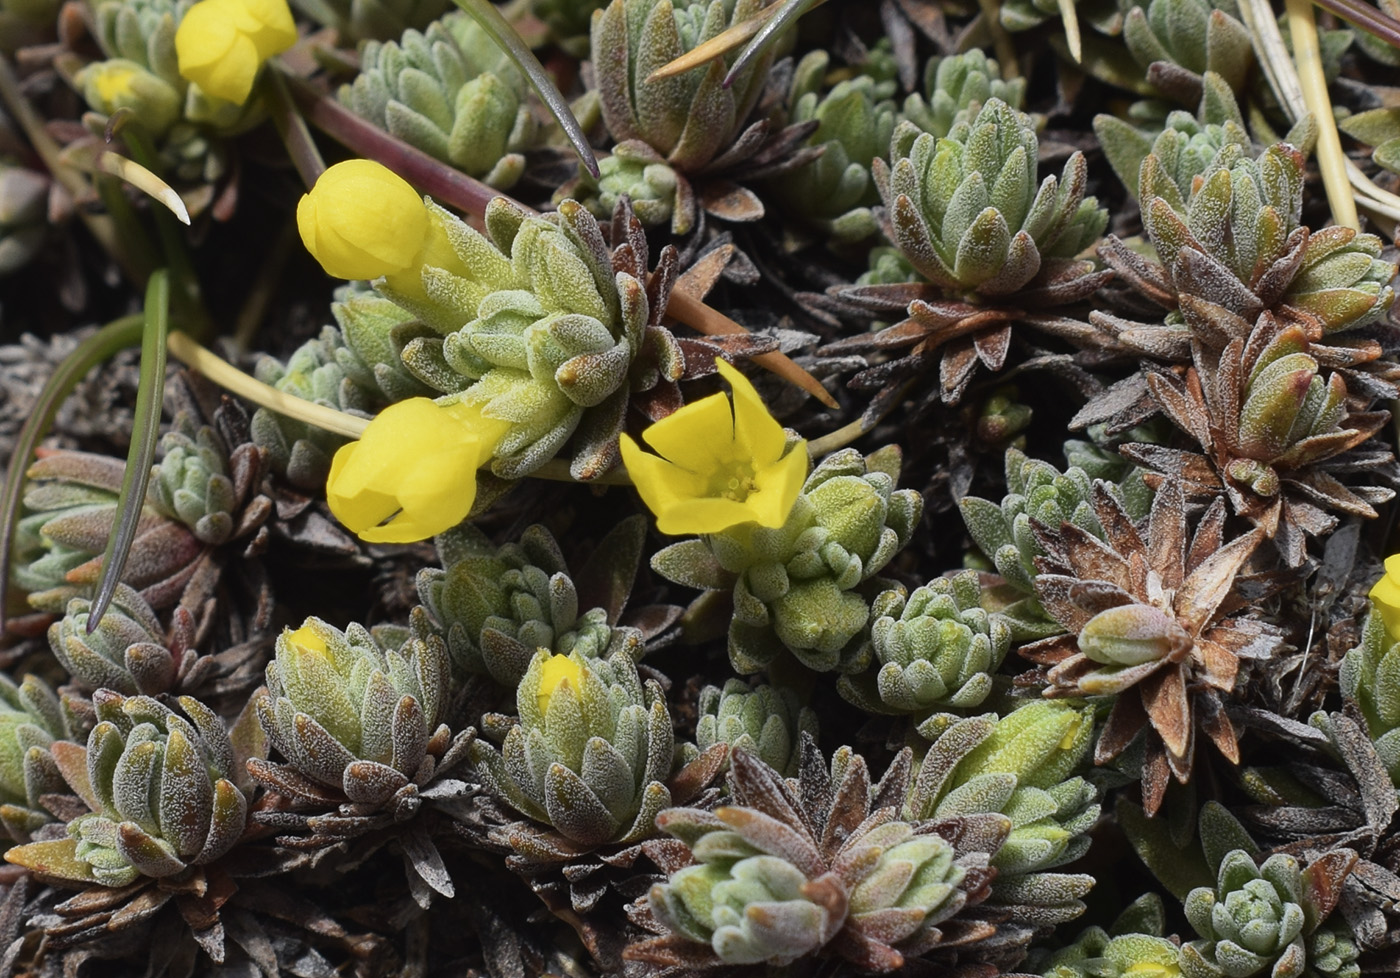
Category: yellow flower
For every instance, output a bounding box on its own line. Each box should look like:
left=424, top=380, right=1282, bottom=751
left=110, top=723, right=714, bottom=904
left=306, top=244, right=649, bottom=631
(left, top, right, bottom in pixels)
left=326, top=397, right=510, bottom=543
left=1370, top=553, right=1400, bottom=639
left=175, top=0, right=296, bottom=105
left=296, top=160, right=430, bottom=282
left=620, top=359, right=808, bottom=536
left=536, top=654, right=583, bottom=714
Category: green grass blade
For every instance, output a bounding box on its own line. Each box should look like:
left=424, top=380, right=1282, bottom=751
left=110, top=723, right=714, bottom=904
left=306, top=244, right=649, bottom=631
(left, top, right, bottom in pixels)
left=0, top=314, right=144, bottom=634
left=452, top=0, right=600, bottom=177
left=723, top=0, right=825, bottom=88
left=85, top=270, right=170, bottom=631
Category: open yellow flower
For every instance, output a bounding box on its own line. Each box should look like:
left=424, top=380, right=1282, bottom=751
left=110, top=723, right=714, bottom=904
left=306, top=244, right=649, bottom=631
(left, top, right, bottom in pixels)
left=326, top=398, right=510, bottom=543
left=620, top=359, right=808, bottom=536
left=174, top=0, right=296, bottom=105
left=1370, top=554, right=1400, bottom=640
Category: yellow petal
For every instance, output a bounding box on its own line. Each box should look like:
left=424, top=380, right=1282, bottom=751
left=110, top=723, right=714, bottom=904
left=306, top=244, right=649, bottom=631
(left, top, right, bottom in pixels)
left=716, top=358, right=785, bottom=466
left=286, top=624, right=326, bottom=655
left=174, top=0, right=237, bottom=70
left=325, top=398, right=486, bottom=544
left=175, top=0, right=294, bottom=104
left=1371, top=554, right=1400, bottom=639
left=747, top=442, right=810, bottom=528
left=639, top=391, right=735, bottom=471
left=176, top=1, right=260, bottom=103
left=536, top=655, right=583, bottom=715
left=621, top=434, right=706, bottom=511
left=656, top=497, right=771, bottom=536
left=236, top=0, right=297, bottom=58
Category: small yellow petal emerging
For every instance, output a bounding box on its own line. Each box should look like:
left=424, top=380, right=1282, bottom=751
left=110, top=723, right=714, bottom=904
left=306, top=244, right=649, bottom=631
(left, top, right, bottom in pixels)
left=286, top=624, right=326, bottom=655
left=175, top=0, right=295, bottom=105
left=326, top=398, right=509, bottom=544
left=1370, top=554, right=1400, bottom=640
left=77, top=60, right=181, bottom=137
left=536, top=654, right=583, bottom=715
left=93, top=63, right=136, bottom=103
left=297, top=160, right=430, bottom=281
left=623, top=360, right=809, bottom=536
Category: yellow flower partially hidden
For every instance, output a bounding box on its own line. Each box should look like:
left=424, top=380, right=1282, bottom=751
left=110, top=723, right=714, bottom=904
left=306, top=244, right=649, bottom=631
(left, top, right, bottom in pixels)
left=76, top=60, right=181, bottom=137
left=620, top=359, right=808, bottom=536
left=326, top=398, right=510, bottom=543
left=536, top=654, right=583, bottom=715
left=286, top=623, right=327, bottom=655
left=1370, top=553, right=1400, bottom=640
left=175, top=0, right=296, bottom=105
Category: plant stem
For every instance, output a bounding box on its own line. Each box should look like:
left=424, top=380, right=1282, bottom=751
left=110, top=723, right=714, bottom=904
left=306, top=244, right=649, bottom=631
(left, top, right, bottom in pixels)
left=806, top=380, right=914, bottom=457
left=283, top=69, right=501, bottom=212
left=265, top=66, right=326, bottom=187
left=164, top=332, right=634, bottom=485
left=975, top=0, right=1022, bottom=78
left=1312, top=0, right=1400, bottom=50
left=168, top=330, right=369, bottom=438
left=232, top=220, right=299, bottom=354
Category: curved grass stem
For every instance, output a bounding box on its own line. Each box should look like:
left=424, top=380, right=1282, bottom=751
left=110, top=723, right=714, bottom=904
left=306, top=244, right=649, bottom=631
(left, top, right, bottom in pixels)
left=0, top=314, right=145, bottom=634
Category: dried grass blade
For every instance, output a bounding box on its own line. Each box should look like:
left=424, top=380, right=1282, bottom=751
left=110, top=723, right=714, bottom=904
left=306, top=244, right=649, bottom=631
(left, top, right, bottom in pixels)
left=647, top=5, right=778, bottom=82
left=724, top=0, right=828, bottom=88
left=96, top=152, right=190, bottom=225
left=1284, top=0, right=1359, bottom=230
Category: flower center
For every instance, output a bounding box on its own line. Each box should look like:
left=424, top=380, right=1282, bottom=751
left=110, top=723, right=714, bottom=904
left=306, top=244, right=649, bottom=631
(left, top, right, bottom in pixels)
left=712, top=459, right=759, bottom=502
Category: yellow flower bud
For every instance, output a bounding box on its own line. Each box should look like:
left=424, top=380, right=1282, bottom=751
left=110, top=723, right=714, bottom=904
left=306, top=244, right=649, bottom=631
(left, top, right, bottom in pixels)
left=326, top=397, right=510, bottom=543
left=1370, top=554, right=1400, bottom=641
left=296, top=160, right=430, bottom=282
left=286, top=623, right=327, bottom=655
left=175, top=0, right=296, bottom=105
left=536, top=654, right=584, bottom=715
left=76, top=60, right=181, bottom=137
